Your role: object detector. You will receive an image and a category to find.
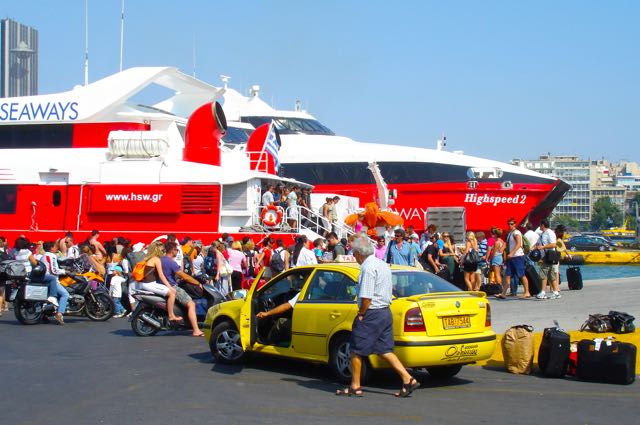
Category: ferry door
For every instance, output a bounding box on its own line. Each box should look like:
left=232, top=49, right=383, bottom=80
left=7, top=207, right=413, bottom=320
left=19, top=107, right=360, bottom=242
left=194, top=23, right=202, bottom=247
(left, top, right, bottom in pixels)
left=36, top=173, right=71, bottom=232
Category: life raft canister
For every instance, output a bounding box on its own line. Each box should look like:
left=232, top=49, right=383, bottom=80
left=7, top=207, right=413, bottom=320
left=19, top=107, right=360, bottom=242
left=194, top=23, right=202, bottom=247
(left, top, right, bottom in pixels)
left=261, top=205, right=283, bottom=227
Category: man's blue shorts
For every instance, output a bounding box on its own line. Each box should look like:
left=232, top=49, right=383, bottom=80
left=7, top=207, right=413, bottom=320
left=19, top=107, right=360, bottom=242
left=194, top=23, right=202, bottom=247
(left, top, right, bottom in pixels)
left=505, top=255, right=526, bottom=279
left=349, top=307, right=395, bottom=356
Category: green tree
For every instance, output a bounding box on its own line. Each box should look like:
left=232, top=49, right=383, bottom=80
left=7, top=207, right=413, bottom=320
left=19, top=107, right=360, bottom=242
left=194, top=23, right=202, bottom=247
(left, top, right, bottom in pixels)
left=590, top=196, right=623, bottom=231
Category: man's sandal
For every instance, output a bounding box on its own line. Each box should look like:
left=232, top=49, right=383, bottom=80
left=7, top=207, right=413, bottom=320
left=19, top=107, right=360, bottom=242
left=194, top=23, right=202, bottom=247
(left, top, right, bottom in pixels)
left=336, top=387, right=363, bottom=397
left=395, top=378, right=420, bottom=398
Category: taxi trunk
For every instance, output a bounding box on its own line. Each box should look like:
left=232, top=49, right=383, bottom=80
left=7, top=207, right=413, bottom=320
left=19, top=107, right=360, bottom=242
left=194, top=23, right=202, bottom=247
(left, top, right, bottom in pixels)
left=402, top=292, right=489, bottom=337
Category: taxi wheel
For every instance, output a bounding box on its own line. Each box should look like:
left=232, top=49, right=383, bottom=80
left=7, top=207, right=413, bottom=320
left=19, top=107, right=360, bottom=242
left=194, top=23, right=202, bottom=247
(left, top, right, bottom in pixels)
left=329, top=333, right=371, bottom=384
left=210, top=321, right=245, bottom=364
left=426, top=365, right=463, bottom=380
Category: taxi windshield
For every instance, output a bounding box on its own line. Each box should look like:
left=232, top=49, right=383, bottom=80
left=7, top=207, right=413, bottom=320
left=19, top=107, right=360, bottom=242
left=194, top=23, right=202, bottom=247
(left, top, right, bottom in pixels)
left=391, top=271, right=461, bottom=298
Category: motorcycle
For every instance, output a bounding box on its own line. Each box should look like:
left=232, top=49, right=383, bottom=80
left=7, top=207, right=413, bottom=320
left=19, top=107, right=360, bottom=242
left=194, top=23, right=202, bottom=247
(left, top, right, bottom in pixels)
left=130, top=281, right=237, bottom=337
left=8, top=272, right=115, bottom=325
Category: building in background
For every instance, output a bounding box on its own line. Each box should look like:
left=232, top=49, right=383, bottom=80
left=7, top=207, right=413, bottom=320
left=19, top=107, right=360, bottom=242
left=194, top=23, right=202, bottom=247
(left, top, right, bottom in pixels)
left=512, top=154, right=639, bottom=227
left=1, top=18, right=38, bottom=97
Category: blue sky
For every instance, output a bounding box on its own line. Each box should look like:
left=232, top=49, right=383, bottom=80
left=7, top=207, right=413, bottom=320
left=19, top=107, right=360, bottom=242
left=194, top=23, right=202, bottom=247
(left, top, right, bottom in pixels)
left=5, top=1, right=639, bottom=163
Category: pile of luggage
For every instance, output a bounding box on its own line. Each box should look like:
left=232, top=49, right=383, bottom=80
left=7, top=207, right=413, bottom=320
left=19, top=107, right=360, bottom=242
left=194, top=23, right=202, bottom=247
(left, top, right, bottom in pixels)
left=502, top=313, right=637, bottom=385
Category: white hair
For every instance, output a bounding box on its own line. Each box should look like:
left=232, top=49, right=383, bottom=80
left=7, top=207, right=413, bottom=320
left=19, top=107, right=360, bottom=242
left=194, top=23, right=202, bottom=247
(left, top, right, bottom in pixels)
left=351, top=234, right=374, bottom=257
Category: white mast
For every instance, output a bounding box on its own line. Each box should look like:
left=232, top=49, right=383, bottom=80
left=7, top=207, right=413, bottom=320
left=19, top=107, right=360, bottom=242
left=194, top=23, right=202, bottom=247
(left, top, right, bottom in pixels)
left=84, top=0, right=89, bottom=85
left=119, top=0, right=125, bottom=72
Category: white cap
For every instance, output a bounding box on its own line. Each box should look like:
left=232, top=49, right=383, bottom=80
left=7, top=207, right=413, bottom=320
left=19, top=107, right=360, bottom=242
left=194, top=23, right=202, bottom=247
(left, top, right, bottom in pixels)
left=132, top=242, right=145, bottom=252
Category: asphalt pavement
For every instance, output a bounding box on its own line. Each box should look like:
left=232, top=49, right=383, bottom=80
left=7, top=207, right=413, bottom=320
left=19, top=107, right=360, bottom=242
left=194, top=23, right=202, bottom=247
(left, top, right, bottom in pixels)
left=1, top=302, right=638, bottom=425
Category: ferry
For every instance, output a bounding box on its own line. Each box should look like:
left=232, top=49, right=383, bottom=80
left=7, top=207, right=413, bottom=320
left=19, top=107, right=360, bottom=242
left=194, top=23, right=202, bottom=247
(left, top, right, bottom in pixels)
left=0, top=67, right=570, bottom=244
left=220, top=80, right=571, bottom=232
left=0, top=67, right=321, bottom=244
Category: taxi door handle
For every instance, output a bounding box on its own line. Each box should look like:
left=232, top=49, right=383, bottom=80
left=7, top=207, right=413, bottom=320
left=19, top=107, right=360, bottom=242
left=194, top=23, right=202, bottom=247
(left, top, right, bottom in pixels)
left=330, top=312, right=342, bottom=319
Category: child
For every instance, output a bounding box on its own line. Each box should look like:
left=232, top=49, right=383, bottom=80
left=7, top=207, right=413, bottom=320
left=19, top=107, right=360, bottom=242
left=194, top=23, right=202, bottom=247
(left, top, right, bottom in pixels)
left=109, top=265, right=127, bottom=318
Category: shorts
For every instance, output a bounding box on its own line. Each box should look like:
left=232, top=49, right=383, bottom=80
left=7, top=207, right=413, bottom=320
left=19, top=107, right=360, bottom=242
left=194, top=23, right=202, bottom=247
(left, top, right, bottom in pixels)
left=350, top=308, right=394, bottom=356
left=505, top=256, right=526, bottom=279
left=174, top=286, right=192, bottom=306
left=539, top=262, right=559, bottom=282
left=491, top=254, right=503, bottom=266
left=138, top=281, right=169, bottom=296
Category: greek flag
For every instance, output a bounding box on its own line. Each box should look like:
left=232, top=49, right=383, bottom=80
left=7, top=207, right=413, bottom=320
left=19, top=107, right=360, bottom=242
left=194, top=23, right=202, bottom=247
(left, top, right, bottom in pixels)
left=264, top=121, right=280, bottom=171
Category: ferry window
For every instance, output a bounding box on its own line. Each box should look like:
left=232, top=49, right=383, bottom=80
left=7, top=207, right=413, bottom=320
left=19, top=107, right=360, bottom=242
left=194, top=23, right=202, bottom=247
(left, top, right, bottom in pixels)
left=52, top=190, right=62, bottom=207
left=0, top=124, right=74, bottom=148
left=222, top=127, right=252, bottom=144
left=240, top=116, right=334, bottom=136
left=0, top=185, right=17, bottom=214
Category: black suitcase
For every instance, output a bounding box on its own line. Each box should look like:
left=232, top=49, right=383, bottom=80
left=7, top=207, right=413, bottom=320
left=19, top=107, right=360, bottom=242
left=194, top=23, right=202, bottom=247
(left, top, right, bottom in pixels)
left=576, top=339, right=636, bottom=385
left=450, top=266, right=467, bottom=290
left=567, top=267, right=583, bottom=290
left=525, top=263, right=542, bottom=296
left=538, top=327, right=570, bottom=377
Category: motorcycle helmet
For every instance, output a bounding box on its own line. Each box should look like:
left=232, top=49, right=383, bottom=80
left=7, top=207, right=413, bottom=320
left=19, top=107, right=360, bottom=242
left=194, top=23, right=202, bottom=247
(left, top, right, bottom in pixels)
left=30, top=261, right=47, bottom=281
left=528, top=249, right=542, bottom=262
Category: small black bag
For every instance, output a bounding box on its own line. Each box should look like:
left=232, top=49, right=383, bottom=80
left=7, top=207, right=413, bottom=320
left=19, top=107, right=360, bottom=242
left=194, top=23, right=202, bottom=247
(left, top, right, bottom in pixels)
left=580, top=314, right=612, bottom=333
left=544, top=250, right=561, bottom=265
left=608, top=311, right=635, bottom=334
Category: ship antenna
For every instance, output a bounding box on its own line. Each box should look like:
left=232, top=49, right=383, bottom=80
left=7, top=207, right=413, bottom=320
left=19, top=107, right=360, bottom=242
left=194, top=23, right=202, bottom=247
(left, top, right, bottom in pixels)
left=220, top=75, right=230, bottom=89
left=84, top=0, right=89, bottom=85
left=192, top=32, right=196, bottom=78
left=119, top=0, right=125, bottom=72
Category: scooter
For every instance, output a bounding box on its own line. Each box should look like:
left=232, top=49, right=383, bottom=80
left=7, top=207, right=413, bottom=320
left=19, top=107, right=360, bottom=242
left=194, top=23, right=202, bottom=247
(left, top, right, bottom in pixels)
left=130, top=281, right=232, bottom=337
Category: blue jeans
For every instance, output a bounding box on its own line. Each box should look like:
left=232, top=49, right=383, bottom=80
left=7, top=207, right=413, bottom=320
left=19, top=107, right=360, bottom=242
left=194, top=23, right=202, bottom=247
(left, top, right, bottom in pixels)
left=113, top=297, right=124, bottom=314
left=43, top=275, right=69, bottom=314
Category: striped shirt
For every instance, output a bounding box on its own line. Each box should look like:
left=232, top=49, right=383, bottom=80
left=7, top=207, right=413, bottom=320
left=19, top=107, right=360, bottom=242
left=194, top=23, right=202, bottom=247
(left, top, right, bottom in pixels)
left=357, top=255, right=393, bottom=309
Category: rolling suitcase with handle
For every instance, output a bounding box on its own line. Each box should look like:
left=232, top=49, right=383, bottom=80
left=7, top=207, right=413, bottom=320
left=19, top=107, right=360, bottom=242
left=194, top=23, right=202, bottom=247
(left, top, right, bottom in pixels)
left=538, top=325, right=571, bottom=378
left=524, top=263, right=542, bottom=296
left=567, top=266, right=583, bottom=290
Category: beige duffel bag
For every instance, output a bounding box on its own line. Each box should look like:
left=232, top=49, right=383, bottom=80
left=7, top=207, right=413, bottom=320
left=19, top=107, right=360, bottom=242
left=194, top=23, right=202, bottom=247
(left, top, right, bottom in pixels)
left=502, top=325, right=535, bottom=374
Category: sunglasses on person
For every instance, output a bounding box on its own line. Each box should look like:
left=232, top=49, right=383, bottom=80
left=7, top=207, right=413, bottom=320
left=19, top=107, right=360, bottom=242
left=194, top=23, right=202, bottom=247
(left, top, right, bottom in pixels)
left=508, top=221, right=516, bottom=226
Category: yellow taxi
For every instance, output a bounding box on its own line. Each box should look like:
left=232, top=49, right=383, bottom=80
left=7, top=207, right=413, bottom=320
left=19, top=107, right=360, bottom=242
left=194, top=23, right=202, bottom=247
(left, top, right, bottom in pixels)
left=204, top=264, right=496, bottom=382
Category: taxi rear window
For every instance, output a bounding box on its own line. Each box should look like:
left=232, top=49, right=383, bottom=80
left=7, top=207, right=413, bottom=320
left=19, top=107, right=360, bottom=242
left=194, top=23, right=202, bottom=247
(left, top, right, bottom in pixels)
left=391, top=271, right=461, bottom=298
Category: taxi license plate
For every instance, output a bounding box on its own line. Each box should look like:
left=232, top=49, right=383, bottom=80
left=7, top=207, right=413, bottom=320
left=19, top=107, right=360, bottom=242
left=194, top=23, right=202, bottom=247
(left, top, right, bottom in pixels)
left=443, top=315, right=471, bottom=330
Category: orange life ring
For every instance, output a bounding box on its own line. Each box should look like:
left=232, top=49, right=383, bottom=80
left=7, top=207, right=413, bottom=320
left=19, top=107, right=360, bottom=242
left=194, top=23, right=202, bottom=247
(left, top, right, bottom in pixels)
left=261, top=205, right=283, bottom=227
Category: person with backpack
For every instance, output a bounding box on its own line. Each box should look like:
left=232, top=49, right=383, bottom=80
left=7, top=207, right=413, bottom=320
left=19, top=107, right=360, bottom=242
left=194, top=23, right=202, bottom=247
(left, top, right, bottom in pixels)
left=534, top=218, right=561, bottom=300
left=269, top=239, right=287, bottom=276
left=181, top=237, right=197, bottom=276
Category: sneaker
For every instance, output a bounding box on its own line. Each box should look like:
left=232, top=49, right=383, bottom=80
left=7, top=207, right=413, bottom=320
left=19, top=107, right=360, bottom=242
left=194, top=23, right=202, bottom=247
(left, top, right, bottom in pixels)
left=113, top=312, right=126, bottom=318
left=535, top=291, right=547, bottom=300
left=54, top=312, right=65, bottom=325
left=47, top=297, right=59, bottom=307
left=550, top=292, right=561, bottom=299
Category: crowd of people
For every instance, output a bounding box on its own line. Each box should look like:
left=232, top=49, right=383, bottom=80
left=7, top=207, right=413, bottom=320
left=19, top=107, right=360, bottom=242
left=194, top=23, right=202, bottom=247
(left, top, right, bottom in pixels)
left=0, top=215, right=569, bottom=327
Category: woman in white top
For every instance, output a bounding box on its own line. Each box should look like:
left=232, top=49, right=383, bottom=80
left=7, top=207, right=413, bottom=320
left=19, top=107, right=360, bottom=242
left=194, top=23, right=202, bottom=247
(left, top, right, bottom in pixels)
left=292, top=236, right=318, bottom=267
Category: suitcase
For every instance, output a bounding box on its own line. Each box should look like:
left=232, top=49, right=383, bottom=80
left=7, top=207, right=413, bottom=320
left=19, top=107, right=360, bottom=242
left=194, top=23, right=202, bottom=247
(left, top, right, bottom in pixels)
left=538, top=327, right=570, bottom=377
left=436, top=268, right=450, bottom=281
left=567, top=266, right=583, bottom=290
left=576, top=339, right=636, bottom=385
left=450, top=266, right=467, bottom=290
left=525, top=263, right=542, bottom=296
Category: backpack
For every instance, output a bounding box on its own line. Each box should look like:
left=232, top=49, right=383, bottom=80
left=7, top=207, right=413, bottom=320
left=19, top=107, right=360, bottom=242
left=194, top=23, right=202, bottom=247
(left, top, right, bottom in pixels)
left=203, top=252, right=217, bottom=277
left=131, top=261, right=147, bottom=282
left=269, top=248, right=285, bottom=273
left=183, top=247, right=195, bottom=276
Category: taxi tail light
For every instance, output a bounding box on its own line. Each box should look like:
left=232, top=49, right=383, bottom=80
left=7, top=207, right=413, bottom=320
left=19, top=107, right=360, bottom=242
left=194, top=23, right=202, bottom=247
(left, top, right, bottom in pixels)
left=404, top=307, right=426, bottom=332
left=485, top=303, right=492, bottom=327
